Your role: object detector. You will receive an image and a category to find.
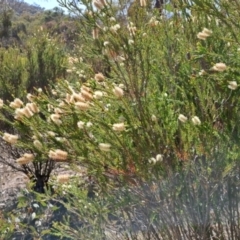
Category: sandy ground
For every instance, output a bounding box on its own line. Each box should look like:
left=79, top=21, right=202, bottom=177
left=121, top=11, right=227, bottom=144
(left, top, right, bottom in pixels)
left=0, top=139, right=29, bottom=205
left=0, top=138, right=87, bottom=209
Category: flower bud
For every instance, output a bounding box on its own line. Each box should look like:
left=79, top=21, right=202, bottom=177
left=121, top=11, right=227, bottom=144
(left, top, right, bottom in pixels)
left=113, top=86, right=124, bottom=98
left=140, top=0, right=147, bottom=7
left=10, top=98, right=23, bottom=109
left=178, top=114, right=188, bottom=123
left=2, top=133, right=18, bottom=144
left=26, top=103, right=39, bottom=113
left=33, top=140, right=43, bottom=150
left=99, top=143, right=111, bottom=152
left=0, top=99, right=3, bottom=108
left=94, top=73, right=105, bottom=82
left=26, top=93, right=34, bottom=102
left=192, top=116, right=201, bottom=125
left=228, top=81, right=238, bottom=90
left=77, top=121, right=85, bottom=129
left=93, top=91, right=104, bottom=99
left=151, top=115, right=157, bottom=122
left=112, top=123, right=125, bottom=132
left=212, top=63, right=227, bottom=72
left=75, top=102, right=90, bottom=111
left=50, top=114, right=62, bottom=125
left=49, top=149, right=68, bottom=161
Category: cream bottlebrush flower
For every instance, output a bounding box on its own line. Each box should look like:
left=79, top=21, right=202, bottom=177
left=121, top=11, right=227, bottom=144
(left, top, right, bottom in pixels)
left=16, top=157, right=31, bottom=165
left=156, top=154, right=163, bottom=162
left=148, top=157, right=156, bottom=164
left=58, top=101, right=65, bottom=107
left=26, top=103, right=39, bottom=113
left=93, top=0, right=107, bottom=10
left=86, top=122, right=93, bottom=128
left=81, top=85, right=91, bottom=94
left=2, top=133, right=18, bottom=144
left=47, top=104, right=53, bottom=112
left=21, top=107, right=34, bottom=118
left=72, top=93, right=85, bottom=102
left=99, top=143, right=111, bottom=152
left=149, top=17, right=159, bottom=27
left=212, top=63, right=227, bottom=72
left=117, top=56, right=126, bottom=62
left=151, top=115, right=157, bottom=122
left=113, top=86, right=124, bottom=98
left=128, top=39, right=134, bottom=45
left=110, top=24, right=121, bottom=32
left=127, top=24, right=137, bottom=36
left=0, top=99, right=3, bottom=108
left=93, top=91, right=104, bottom=99
left=199, top=69, right=207, bottom=76
left=55, top=149, right=68, bottom=160
left=54, top=108, right=64, bottom=114
left=32, top=135, right=38, bottom=140
left=112, top=123, right=125, bottom=132
left=56, top=137, right=67, bottom=143
left=202, top=28, right=212, bottom=35
left=14, top=107, right=34, bottom=120
left=94, top=73, right=105, bottom=82
left=33, top=140, right=43, bottom=150
left=16, top=153, right=34, bottom=165
left=75, top=102, right=90, bottom=111
left=178, top=114, right=188, bottom=123
left=52, top=89, right=57, bottom=95
left=197, top=28, right=212, bottom=40
left=140, top=0, right=147, bottom=7
left=118, top=83, right=125, bottom=89
left=103, top=41, right=109, bottom=47
left=197, top=32, right=209, bottom=40
left=23, top=153, right=34, bottom=161
left=14, top=109, right=23, bottom=120
left=149, top=154, right=163, bottom=164
left=92, top=28, right=99, bottom=39
left=77, top=121, right=85, bottom=129
left=50, top=114, right=62, bottom=125
left=81, top=89, right=93, bottom=101
left=47, top=131, right=56, bottom=137
left=26, top=93, right=34, bottom=102
left=49, top=149, right=68, bottom=161
left=9, top=98, right=23, bottom=109
left=228, top=81, right=238, bottom=90
left=68, top=56, right=78, bottom=65
left=57, top=174, right=70, bottom=183
left=109, top=17, right=116, bottom=22
left=192, top=116, right=201, bottom=125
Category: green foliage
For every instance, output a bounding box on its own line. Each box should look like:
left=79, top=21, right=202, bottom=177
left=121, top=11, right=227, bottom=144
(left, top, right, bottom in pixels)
left=25, top=30, right=68, bottom=93
left=0, top=30, right=67, bottom=101
left=0, top=47, right=27, bottom=100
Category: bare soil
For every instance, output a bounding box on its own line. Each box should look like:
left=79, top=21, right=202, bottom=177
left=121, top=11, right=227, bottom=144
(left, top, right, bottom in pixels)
left=0, top=139, right=29, bottom=207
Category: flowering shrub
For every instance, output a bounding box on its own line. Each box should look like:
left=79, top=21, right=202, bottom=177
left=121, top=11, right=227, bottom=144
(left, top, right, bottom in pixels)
left=1, top=0, right=240, bottom=238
